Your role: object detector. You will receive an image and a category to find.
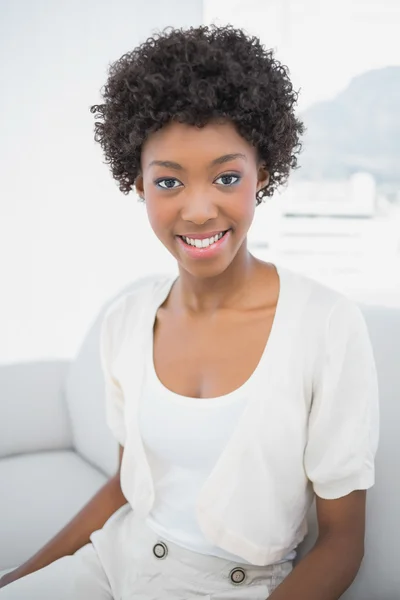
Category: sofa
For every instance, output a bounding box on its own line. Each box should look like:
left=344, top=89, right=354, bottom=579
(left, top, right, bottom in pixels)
left=0, top=277, right=398, bottom=599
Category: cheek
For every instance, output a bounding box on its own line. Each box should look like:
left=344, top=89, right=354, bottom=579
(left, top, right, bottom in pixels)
left=229, top=186, right=256, bottom=227
left=145, top=199, right=169, bottom=232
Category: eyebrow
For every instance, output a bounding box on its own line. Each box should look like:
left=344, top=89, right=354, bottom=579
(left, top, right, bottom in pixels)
left=148, top=153, right=247, bottom=171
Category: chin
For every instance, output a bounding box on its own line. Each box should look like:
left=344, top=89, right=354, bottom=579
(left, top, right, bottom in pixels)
left=177, top=257, right=235, bottom=280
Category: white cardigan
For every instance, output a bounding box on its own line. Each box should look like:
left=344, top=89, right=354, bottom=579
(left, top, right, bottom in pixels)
left=99, top=264, right=379, bottom=566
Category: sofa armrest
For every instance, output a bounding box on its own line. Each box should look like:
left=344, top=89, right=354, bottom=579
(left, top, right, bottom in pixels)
left=0, top=361, right=74, bottom=458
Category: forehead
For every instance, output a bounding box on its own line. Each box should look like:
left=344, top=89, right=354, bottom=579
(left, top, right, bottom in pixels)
left=140, top=119, right=257, bottom=168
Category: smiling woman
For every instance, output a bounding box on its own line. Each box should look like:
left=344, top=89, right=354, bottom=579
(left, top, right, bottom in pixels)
left=0, top=23, right=379, bottom=600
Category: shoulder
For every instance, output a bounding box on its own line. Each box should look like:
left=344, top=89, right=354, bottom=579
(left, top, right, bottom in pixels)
left=277, top=265, right=370, bottom=363
left=279, top=264, right=363, bottom=326
left=101, top=272, right=176, bottom=335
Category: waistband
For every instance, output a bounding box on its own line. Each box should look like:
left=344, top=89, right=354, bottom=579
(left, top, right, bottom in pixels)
left=109, top=503, right=294, bottom=588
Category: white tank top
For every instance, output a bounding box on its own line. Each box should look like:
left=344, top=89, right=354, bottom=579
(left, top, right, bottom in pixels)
left=138, top=331, right=297, bottom=565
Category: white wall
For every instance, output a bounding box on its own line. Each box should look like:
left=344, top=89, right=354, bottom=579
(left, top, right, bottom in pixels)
left=0, top=0, right=203, bottom=363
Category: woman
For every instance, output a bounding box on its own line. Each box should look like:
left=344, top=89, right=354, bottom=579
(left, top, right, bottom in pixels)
left=0, top=24, right=379, bottom=599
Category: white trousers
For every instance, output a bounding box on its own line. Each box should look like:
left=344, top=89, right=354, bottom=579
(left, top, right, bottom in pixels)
left=0, top=503, right=293, bottom=599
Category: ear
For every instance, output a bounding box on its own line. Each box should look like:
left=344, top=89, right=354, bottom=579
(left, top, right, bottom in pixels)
left=257, top=164, right=270, bottom=195
left=134, top=173, right=145, bottom=200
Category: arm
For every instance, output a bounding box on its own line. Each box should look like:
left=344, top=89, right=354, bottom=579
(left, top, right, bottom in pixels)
left=268, top=490, right=366, bottom=600
left=0, top=445, right=126, bottom=588
left=268, top=298, right=379, bottom=598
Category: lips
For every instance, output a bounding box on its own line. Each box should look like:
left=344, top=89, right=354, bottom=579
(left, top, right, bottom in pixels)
left=175, top=228, right=232, bottom=259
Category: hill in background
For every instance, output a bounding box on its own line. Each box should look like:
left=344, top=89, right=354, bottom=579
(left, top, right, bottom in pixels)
left=295, top=65, right=400, bottom=197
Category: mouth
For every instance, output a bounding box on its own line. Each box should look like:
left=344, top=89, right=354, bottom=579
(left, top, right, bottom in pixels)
left=177, top=229, right=230, bottom=248
left=175, top=229, right=232, bottom=259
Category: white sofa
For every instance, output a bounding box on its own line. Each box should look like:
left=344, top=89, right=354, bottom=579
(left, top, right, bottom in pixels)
left=0, top=279, right=398, bottom=599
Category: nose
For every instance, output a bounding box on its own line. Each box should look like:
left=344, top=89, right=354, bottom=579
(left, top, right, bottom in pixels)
left=180, top=192, right=218, bottom=225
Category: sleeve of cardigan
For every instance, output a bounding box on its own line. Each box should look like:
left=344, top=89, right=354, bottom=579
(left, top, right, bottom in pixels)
left=304, top=297, right=380, bottom=499
left=99, top=298, right=127, bottom=447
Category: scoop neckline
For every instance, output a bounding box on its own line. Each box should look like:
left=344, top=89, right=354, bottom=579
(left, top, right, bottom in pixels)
left=147, top=262, right=287, bottom=407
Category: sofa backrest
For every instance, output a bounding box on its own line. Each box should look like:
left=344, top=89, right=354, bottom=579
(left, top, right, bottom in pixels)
left=63, top=280, right=145, bottom=477
left=297, top=303, right=400, bottom=599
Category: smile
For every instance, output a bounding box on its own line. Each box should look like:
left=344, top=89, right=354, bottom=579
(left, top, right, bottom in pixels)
left=178, top=230, right=228, bottom=248
left=176, top=229, right=231, bottom=259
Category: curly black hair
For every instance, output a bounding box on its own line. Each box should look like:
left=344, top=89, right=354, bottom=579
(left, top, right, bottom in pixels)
left=90, top=24, right=304, bottom=205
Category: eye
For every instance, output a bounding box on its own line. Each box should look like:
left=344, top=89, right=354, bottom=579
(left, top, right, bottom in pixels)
left=214, top=173, right=241, bottom=187
left=155, top=178, right=182, bottom=190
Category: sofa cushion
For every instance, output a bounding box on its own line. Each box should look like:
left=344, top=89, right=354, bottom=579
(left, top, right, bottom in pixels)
left=0, top=361, right=73, bottom=459
left=0, top=450, right=107, bottom=570
left=63, top=287, right=135, bottom=478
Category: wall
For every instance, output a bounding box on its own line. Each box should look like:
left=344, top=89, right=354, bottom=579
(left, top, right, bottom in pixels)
left=0, top=0, right=203, bottom=363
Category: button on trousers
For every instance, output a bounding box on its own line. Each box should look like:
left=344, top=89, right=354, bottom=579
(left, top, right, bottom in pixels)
left=0, top=503, right=293, bottom=599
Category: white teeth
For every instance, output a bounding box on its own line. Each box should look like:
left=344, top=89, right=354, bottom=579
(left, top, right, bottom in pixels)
left=182, top=230, right=226, bottom=248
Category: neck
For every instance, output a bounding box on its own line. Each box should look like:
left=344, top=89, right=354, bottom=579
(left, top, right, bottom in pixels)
left=175, top=242, right=259, bottom=313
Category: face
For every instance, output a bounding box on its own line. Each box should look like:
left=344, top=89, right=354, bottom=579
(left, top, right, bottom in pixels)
left=135, top=119, right=269, bottom=279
